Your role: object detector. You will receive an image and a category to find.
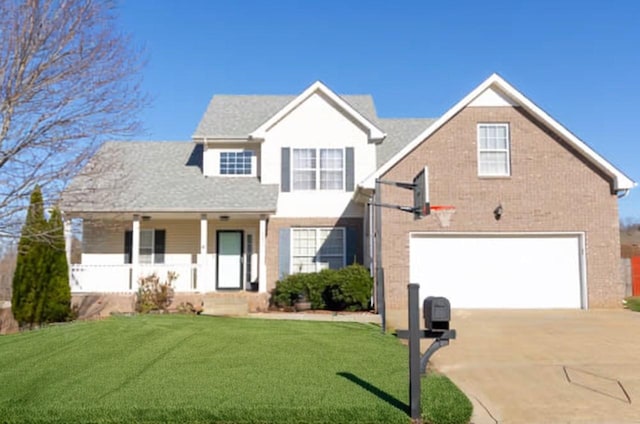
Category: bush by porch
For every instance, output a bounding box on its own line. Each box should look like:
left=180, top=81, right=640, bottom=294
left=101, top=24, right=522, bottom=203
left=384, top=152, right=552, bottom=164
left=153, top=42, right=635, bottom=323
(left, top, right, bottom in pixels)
left=272, top=263, right=373, bottom=311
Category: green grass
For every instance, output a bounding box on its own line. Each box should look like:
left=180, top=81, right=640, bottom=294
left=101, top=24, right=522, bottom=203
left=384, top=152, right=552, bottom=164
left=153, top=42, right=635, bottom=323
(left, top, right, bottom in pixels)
left=0, top=315, right=472, bottom=424
left=624, top=296, right=640, bottom=312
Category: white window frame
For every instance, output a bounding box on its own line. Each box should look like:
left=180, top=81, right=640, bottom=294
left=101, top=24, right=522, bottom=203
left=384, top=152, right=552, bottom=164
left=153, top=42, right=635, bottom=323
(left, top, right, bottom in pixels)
left=290, top=227, right=346, bottom=274
left=219, top=150, right=254, bottom=176
left=292, top=148, right=344, bottom=191
left=139, top=229, right=154, bottom=264
left=477, top=123, right=511, bottom=177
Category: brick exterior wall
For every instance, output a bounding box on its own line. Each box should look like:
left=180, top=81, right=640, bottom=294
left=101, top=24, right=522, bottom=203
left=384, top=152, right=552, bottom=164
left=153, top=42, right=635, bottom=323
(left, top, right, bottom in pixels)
left=265, top=217, right=364, bottom=293
left=379, top=106, right=621, bottom=325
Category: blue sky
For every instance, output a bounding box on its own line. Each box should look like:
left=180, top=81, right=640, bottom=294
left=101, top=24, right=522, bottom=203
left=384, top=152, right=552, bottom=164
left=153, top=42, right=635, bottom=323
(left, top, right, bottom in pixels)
left=117, top=0, right=640, bottom=220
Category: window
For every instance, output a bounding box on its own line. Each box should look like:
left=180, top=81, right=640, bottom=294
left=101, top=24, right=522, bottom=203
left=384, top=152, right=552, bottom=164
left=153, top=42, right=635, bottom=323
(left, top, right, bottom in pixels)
left=124, top=229, right=165, bottom=264
left=292, top=148, right=343, bottom=190
left=220, top=151, right=252, bottom=175
left=478, top=124, right=510, bottom=176
left=139, top=229, right=154, bottom=264
left=292, top=228, right=345, bottom=273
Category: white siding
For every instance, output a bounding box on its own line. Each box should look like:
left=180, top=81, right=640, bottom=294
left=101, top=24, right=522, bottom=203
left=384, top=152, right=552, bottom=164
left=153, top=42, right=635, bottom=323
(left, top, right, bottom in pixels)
left=202, top=142, right=261, bottom=177
left=260, top=92, right=376, bottom=218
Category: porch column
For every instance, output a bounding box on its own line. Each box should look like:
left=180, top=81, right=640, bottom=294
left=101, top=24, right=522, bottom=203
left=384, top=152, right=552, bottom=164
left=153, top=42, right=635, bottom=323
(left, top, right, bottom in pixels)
left=198, top=214, right=212, bottom=292
left=63, top=217, right=73, bottom=287
left=200, top=214, right=208, bottom=255
left=258, top=217, right=267, bottom=293
left=132, top=215, right=140, bottom=287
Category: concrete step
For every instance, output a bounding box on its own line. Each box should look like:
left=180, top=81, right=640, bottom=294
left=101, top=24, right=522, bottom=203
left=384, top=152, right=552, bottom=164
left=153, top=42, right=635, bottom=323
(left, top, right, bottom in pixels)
left=202, top=295, right=249, bottom=316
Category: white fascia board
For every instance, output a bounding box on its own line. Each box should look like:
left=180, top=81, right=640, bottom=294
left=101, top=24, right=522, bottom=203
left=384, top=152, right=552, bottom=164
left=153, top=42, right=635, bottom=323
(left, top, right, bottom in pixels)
left=363, top=73, right=635, bottom=191
left=489, top=77, right=636, bottom=191
left=193, top=137, right=252, bottom=144
left=249, top=80, right=386, bottom=142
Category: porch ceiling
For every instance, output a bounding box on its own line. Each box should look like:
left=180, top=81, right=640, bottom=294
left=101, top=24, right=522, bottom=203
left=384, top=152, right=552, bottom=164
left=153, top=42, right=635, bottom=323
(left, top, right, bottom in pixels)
left=65, top=211, right=272, bottom=221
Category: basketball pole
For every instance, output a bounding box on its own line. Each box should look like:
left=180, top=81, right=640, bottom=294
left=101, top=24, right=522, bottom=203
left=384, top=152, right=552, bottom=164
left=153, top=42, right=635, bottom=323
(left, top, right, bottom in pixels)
left=374, top=179, right=386, bottom=334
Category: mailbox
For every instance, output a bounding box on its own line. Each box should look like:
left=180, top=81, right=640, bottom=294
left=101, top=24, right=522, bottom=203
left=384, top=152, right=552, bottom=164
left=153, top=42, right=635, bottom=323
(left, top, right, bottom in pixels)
left=423, top=296, right=450, bottom=330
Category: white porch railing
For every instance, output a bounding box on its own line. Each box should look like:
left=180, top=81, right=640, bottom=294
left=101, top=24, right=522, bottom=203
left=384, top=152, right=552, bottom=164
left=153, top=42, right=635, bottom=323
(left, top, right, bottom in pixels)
left=70, top=264, right=201, bottom=293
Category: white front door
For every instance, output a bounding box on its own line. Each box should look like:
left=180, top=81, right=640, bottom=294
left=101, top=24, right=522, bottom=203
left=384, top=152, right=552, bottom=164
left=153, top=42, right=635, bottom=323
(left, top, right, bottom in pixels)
left=217, top=231, right=243, bottom=289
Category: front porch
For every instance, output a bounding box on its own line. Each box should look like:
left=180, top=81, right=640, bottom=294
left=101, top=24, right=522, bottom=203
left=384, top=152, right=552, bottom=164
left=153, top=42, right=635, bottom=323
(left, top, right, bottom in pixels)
left=64, top=212, right=271, bottom=296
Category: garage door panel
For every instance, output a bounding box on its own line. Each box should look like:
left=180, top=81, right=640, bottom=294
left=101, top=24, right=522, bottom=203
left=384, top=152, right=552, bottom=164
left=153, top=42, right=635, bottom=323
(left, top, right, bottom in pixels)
left=410, top=234, right=583, bottom=309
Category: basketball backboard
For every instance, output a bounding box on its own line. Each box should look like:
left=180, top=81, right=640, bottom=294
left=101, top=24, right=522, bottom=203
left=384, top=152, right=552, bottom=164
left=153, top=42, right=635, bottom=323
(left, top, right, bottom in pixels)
left=413, top=166, right=430, bottom=219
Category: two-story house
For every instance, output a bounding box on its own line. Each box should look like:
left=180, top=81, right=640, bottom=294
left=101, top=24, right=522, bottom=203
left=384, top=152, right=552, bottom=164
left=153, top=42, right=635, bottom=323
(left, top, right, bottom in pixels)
left=61, top=74, right=634, bottom=326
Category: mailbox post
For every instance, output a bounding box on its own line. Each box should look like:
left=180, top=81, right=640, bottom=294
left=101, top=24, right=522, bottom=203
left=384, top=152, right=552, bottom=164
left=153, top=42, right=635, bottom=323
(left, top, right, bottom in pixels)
left=397, top=284, right=456, bottom=422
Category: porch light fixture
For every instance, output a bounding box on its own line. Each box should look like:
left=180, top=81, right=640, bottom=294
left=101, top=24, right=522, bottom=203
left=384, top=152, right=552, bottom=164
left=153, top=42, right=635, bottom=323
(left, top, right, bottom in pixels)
left=219, top=215, right=230, bottom=221
left=493, top=204, right=503, bottom=221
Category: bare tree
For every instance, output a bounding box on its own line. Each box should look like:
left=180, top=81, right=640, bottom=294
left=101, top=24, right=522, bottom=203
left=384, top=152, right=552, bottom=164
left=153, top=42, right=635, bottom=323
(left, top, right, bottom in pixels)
left=0, top=0, right=146, bottom=239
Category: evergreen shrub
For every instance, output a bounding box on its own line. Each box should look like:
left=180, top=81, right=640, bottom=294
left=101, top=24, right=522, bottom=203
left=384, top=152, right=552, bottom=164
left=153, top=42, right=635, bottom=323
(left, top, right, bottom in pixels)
left=273, top=264, right=372, bottom=311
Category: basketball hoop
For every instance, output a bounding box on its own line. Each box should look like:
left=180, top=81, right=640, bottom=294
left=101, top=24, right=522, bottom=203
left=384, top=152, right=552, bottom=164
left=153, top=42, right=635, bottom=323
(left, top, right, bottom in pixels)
left=430, top=206, right=456, bottom=228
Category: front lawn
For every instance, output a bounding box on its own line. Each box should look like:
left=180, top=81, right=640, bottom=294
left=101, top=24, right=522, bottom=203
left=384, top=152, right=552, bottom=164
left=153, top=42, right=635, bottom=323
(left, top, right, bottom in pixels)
left=0, top=315, right=471, bottom=424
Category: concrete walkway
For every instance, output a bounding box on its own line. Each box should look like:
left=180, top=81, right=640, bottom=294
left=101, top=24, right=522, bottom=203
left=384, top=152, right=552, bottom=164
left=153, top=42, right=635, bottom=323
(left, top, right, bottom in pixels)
left=429, top=310, right=640, bottom=424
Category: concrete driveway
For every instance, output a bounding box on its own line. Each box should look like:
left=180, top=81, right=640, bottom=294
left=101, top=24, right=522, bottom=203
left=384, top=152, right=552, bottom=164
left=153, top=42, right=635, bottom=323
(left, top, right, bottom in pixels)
left=428, top=310, right=640, bottom=424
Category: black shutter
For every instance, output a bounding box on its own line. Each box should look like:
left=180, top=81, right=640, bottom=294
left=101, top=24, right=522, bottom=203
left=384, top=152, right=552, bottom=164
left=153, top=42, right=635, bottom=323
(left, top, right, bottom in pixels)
left=124, top=231, right=132, bottom=264
left=154, top=230, right=165, bottom=264
left=281, top=147, right=290, bottom=192
left=345, top=147, right=354, bottom=192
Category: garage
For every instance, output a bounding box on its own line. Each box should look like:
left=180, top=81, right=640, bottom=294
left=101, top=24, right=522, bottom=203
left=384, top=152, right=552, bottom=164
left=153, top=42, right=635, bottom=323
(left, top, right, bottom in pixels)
left=409, top=233, right=585, bottom=309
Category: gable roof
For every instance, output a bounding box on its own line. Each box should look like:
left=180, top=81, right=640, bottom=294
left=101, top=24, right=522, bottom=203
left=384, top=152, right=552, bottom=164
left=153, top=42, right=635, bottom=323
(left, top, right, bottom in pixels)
left=62, top=142, right=279, bottom=213
left=375, top=118, right=437, bottom=168
left=193, top=90, right=381, bottom=140
left=363, top=74, right=636, bottom=192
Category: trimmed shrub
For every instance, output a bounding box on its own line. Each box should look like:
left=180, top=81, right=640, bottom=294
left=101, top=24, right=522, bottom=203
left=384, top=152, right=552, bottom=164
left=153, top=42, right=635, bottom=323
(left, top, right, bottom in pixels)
left=325, top=264, right=373, bottom=311
left=272, top=264, right=372, bottom=311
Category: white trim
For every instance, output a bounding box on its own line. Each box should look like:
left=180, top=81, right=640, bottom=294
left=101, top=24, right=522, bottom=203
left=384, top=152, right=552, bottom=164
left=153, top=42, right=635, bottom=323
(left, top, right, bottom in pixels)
left=200, top=214, right=208, bottom=255
left=258, top=218, right=267, bottom=293
left=477, top=123, right=511, bottom=177
left=290, top=227, right=346, bottom=274
left=291, top=147, right=345, bottom=191
left=408, top=230, right=587, bottom=309
left=362, top=73, right=635, bottom=191
left=131, top=215, right=140, bottom=265
left=249, top=81, right=386, bottom=142
left=218, top=149, right=256, bottom=176
left=139, top=229, right=155, bottom=264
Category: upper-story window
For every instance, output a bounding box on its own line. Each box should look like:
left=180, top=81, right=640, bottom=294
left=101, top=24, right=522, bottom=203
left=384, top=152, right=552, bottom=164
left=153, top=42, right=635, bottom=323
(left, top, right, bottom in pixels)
left=478, top=123, right=510, bottom=176
left=293, top=148, right=343, bottom=190
left=220, top=151, right=253, bottom=175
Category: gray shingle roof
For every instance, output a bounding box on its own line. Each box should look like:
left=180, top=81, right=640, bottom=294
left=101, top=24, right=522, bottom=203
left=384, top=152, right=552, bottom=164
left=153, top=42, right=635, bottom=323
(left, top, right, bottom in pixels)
left=375, top=118, right=437, bottom=168
left=193, top=94, right=379, bottom=138
left=62, top=142, right=278, bottom=213
left=63, top=91, right=440, bottom=214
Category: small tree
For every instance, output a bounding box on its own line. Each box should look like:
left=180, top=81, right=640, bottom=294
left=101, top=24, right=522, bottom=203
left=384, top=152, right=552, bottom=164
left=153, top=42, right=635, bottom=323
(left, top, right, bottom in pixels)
left=12, top=186, right=49, bottom=327
left=42, top=208, right=71, bottom=323
left=11, top=187, right=71, bottom=328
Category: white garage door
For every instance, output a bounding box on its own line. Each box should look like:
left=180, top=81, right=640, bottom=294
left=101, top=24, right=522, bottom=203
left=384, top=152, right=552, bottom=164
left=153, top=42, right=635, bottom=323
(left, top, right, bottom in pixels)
left=410, top=234, right=585, bottom=309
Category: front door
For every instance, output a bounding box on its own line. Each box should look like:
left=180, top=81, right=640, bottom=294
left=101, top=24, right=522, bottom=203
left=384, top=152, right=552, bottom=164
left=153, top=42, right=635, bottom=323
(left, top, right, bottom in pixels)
left=217, top=231, right=243, bottom=290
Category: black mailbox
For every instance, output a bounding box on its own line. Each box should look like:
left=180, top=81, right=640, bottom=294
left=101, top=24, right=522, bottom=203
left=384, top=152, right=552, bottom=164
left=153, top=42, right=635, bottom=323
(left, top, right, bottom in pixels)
left=423, top=297, right=450, bottom=330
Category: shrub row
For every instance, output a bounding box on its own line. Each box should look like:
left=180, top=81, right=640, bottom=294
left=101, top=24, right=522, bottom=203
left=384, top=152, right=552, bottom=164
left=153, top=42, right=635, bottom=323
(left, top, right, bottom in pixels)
left=272, top=264, right=372, bottom=311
